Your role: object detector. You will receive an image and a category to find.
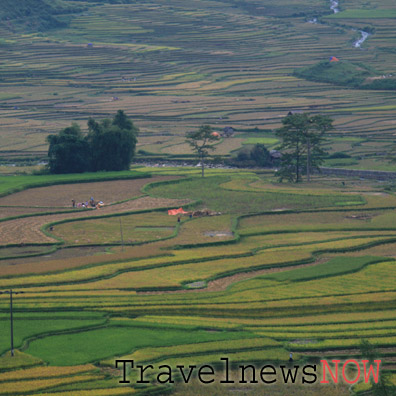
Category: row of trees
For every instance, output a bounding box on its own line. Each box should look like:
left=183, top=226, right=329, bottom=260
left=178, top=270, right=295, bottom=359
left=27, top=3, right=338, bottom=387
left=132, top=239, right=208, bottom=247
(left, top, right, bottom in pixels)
left=185, top=126, right=274, bottom=176
left=185, top=113, right=333, bottom=182
left=47, top=109, right=332, bottom=182
left=47, top=110, right=138, bottom=174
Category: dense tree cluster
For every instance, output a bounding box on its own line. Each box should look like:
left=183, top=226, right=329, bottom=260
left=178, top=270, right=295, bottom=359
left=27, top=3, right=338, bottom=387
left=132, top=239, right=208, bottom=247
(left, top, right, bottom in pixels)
left=47, top=110, right=138, bottom=174
left=226, top=143, right=277, bottom=168
left=276, top=113, right=333, bottom=183
left=230, top=144, right=273, bottom=168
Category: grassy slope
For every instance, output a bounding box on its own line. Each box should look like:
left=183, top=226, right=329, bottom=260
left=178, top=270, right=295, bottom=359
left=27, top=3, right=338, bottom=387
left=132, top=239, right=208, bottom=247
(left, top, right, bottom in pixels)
left=294, top=60, right=374, bottom=87
left=294, top=60, right=396, bottom=90
left=145, top=176, right=364, bottom=214
left=0, top=0, right=85, bottom=31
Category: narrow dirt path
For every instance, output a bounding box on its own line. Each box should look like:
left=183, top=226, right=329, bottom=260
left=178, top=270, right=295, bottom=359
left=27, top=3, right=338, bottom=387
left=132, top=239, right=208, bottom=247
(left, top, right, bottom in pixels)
left=0, top=196, right=191, bottom=245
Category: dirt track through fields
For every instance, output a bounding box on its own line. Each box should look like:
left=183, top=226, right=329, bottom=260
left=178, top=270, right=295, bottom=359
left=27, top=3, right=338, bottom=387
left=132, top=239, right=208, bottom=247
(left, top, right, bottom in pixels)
left=0, top=177, right=170, bottom=208
left=0, top=175, right=190, bottom=245
left=0, top=207, right=71, bottom=219
left=0, top=196, right=191, bottom=245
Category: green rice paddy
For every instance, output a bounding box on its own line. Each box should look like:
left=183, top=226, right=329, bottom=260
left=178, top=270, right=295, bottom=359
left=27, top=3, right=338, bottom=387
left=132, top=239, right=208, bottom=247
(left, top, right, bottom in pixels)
left=0, top=167, right=395, bottom=395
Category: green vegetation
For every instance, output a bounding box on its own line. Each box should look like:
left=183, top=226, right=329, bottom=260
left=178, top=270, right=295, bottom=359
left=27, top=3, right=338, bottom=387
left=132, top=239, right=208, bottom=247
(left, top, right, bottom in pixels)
left=357, top=339, right=396, bottom=395
left=295, top=60, right=396, bottom=91
left=230, top=144, right=274, bottom=168
left=264, top=256, right=385, bottom=282
left=0, top=312, right=107, bottom=355
left=294, top=60, right=375, bottom=88
left=47, top=110, right=138, bottom=173
left=53, top=212, right=176, bottom=245
left=1, top=0, right=396, bottom=392
left=276, top=113, right=333, bottom=182
left=25, top=323, right=253, bottom=365
left=47, top=124, right=90, bottom=174
left=0, top=168, right=395, bottom=395
left=325, top=9, right=396, bottom=19
left=1, top=0, right=396, bottom=171
left=185, top=125, right=219, bottom=177
left=0, top=0, right=84, bottom=32
left=146, top=176, right=362, bottom=213
left=0, top=351, right=43, bottom=371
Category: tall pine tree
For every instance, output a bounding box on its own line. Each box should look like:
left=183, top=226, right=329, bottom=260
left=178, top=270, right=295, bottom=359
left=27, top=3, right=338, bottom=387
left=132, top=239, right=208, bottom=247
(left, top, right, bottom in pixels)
left=276, top=113, right=332, bottom=182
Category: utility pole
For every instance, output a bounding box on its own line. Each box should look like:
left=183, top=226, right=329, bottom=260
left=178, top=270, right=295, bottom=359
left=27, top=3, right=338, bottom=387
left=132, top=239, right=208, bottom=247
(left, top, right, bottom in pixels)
left=0, top=290, right=24, bottom=356
left=119, top=218, right=124, bottom=252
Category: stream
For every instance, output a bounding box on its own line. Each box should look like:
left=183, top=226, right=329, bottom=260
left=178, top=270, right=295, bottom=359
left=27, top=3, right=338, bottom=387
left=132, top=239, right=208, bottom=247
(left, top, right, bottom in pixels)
left=353, top=30, right=370, bottom=48
left=329, top=0, right=370, bottom=48
left=330, top=0, right=339, bottom=13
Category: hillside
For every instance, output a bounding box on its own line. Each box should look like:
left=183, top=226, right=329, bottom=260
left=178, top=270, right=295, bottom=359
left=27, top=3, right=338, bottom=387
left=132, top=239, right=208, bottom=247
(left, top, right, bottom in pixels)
left=294, top=59, right=396, bottom=90
left=0, top=0, right=84, bottom=31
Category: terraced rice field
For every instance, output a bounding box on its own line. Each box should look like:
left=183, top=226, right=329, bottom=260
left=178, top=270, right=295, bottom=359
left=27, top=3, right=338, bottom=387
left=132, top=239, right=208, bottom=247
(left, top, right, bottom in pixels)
left=0, top=177, right=168, bottom=208
left=1, top=0, right=396, bottom=170
left=0, top=176, right=188, bottom=245
left=1, top=0, right=396, bottom=393
left=0, top=167, right=395, bottom=395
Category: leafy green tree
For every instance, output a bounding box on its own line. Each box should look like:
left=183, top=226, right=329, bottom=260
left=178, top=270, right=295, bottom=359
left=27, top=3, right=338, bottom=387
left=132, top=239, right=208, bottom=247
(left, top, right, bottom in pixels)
left=276, top=113, right=332, bottom=182
left=87, top=110, right=138, bottom=172
left=46, top=110, right=138, bottom=174
left=359, top=339, right=395, bottom=396
left=250, top=143, right=272, bottom=167
left=46, top=123, right=90, bottom=174
left=232, top=144, right=272, bottom=168
left=186, top=125, right=219, bottom=177
left=305, top=114, right=333, bottom=181
left=276, top=114, right=307, bottom=183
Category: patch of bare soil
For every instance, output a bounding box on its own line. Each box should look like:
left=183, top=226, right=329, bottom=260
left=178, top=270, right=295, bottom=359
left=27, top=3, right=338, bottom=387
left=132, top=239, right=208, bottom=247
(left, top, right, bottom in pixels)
left=204, top=231, right=233, bottom=237
left=345, top=191, right=388, bottom=196
left=362, top=192, right=388, bottom=196
left=99, top=367, right=121, bottom=377
left=345, top=214, right=372, bottom=221
left=290, top=339, right=318, bottom=345
left=0, top=176, right=177, bottom=208
left=0, top=196, right=191, bottom=245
